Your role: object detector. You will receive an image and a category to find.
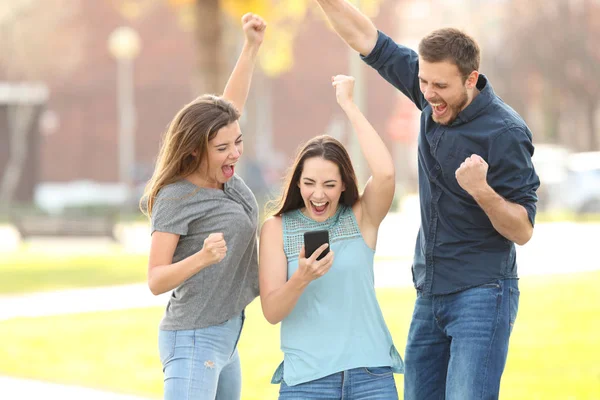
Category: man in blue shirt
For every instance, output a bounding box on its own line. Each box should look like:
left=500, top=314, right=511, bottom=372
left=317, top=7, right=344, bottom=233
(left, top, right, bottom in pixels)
left=315, top=1, right=540, bottom=399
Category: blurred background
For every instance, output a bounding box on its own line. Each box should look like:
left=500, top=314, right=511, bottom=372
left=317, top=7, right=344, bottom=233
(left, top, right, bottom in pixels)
left=0, top=0, right=598, bottom=399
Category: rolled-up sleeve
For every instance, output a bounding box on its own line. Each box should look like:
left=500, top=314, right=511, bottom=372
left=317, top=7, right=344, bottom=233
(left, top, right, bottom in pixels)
left=361, top=30, right=425, bottom=110
left=487, top=127, right=541, bottom=226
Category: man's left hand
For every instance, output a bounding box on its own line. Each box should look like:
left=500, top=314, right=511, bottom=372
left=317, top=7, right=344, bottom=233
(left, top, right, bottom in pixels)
left=455, top=154, right=489, bottom=196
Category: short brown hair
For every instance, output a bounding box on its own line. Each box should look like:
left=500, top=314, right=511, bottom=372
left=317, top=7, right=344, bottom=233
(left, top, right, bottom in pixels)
left=418, top=28, right=480, bottom=78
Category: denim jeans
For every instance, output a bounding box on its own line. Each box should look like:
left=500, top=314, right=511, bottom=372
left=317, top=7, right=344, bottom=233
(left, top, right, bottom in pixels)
left=279, top=366, right=398, bottom=399
left=404, top=279, right=520, bottom=400
left=158, top=312, right=245, bottom=400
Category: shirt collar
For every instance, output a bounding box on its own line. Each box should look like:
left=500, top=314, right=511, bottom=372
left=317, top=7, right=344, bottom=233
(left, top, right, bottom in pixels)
left=451, top=74, right=495, bottom=126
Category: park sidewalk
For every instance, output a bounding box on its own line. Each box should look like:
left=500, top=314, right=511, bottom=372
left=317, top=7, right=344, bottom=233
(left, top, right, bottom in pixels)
left=2, top=220, right=600, bottom=321
left=0, top=376, right=155, bottom=400
left=0, top=258, right=413, bottom=322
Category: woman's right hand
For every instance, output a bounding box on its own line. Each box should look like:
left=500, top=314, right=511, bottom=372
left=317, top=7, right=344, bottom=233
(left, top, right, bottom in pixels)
left=199, top=233, right=227, bottom=266
left=295, top=244, right=334, bottom=285
left=242, top=13, right=267, bottom=47
left=332, top=74, right=355, bottom=109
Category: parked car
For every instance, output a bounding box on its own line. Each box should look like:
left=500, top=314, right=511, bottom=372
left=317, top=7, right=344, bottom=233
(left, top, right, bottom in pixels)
left=532, top=144, right=570, bottom=212
left=561, top=152, right=600, bottom=214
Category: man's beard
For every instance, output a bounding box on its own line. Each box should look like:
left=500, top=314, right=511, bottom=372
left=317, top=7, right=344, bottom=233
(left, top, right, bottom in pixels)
left=432, top=88, right=469, bottom=125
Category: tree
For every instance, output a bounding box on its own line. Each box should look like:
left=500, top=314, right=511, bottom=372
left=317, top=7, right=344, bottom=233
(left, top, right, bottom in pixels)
left=499, top=0, right=600, bottom=150
left=0, top=0, right=84, bottom=210
left=163, top=0, right=385, bottom=177
left=166, top=0, right=384, bottom=92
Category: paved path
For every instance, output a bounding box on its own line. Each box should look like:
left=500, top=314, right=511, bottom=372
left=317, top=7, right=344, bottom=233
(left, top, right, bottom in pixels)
left=0, top=376, right=155, bottom=400
left=0, top=283, right=170, bottom=322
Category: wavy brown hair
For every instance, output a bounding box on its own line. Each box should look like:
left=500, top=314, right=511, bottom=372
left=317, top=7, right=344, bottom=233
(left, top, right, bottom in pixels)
left=270, top=135, right=359, bottom=217
left=140, top=95, right=240, bottom=218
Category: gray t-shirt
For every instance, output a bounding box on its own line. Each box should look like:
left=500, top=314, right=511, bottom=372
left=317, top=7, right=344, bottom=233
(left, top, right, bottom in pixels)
left=151, top=174, right=259, bottom=330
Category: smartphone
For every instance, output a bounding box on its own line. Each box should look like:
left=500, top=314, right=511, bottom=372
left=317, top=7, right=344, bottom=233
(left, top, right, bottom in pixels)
left=303, top=230, right=330, bottom=261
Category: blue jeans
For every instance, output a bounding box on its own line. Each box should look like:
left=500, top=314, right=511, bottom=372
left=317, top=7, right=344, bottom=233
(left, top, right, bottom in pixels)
left=404, top=279, right=520, bottom=400
left=279, top=367, right=398, bottom=399
left=158, top=312, right=245, bottom=400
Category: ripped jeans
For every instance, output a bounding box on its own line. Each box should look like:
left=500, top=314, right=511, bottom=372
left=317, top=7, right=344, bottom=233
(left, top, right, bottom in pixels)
left=158, top=311, right=245, bottom=400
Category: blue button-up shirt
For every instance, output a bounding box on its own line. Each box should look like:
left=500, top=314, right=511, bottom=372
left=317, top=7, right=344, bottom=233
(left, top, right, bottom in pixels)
left=362, top=31, right=540, bottom=295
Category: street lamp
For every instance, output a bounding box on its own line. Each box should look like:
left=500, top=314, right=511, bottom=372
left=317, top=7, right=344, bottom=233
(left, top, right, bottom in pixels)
left=108, top=26, right=141, bottom=202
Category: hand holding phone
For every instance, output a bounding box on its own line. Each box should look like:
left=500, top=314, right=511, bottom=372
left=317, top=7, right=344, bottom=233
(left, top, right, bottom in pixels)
left=304, top=230, right=330, bottom=261
left=294, top=230, right=334, bottom=284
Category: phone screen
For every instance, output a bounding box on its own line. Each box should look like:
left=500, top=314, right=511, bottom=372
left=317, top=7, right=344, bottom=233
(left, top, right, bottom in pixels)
left=303, top=230, right=330, bottom=261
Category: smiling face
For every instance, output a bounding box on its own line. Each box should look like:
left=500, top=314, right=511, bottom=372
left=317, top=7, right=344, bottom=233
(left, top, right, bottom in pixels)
left=297, top=156, right=346, bottom=222
left=197, top=121, right=243, bottom=188
left=418, top=58, right=478, bottom=125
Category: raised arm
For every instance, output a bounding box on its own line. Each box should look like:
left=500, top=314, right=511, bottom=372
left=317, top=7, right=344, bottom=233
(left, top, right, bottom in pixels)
left=333, top=75, right=395, bottom=228
left=222, top=13, right=266, bottom=114
left=318, top=2, right=426, bottom=110
left=314, top=0, right=378, bottom=56
left=259, top=217, right=333, bottom=324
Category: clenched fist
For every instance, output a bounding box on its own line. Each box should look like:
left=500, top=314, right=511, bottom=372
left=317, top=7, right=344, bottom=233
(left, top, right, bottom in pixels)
left=455, top=154, right=489, bottom=196
left=332, top=75, right=355, bottom=108
left=242, top=13, right=267, bottom=46
left=200, top=233, right=227, bottom=266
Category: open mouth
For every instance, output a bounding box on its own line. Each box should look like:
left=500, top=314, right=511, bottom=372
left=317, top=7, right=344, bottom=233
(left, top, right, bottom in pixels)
left=310, top=200, right=329, bottom=216
left=430, top=101, right=448, bottom=118
left=222, top=163, right=235, bottom=178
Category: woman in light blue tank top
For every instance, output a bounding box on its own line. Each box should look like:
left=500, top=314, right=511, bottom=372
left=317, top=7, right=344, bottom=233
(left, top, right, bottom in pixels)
left=259, top=75, right=404, bottom=399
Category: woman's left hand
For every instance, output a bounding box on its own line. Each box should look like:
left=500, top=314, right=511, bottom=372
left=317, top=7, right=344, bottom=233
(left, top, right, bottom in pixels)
left=332, top=75, right=355, bottom=108
left=242, top=13, right=267, bottom=46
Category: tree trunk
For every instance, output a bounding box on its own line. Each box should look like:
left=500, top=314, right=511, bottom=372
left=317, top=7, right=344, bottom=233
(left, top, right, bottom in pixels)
left=194, top=0, right=223, bottom=95
left=543, top=90, right=561, bottom=144
left=0, top=104, right=36, bottom=211
left=587, top=100, right=599, bottom=151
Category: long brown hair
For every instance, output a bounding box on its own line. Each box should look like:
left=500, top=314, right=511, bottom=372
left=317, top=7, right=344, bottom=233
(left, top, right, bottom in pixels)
left=140, top=95, right=240, bottom=218
left=271, top=135, right=359, bottom=217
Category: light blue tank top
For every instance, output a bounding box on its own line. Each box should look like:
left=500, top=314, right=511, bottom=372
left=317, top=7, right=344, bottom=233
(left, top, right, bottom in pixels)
left=271, top=205, right=404, bottom=386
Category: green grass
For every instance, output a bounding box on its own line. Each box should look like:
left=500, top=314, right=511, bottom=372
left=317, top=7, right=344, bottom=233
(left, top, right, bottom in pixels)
left=0, top=272, right=599, bottom=399
left=0, top=250, right=402, bottom=295
left=535, top=210, right=600, bottom=223
left=0, top=251, right=147, bottom=294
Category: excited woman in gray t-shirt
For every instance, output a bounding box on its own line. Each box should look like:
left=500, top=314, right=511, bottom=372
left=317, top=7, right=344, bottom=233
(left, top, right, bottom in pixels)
left=140, top=13, right=266, bottom=400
